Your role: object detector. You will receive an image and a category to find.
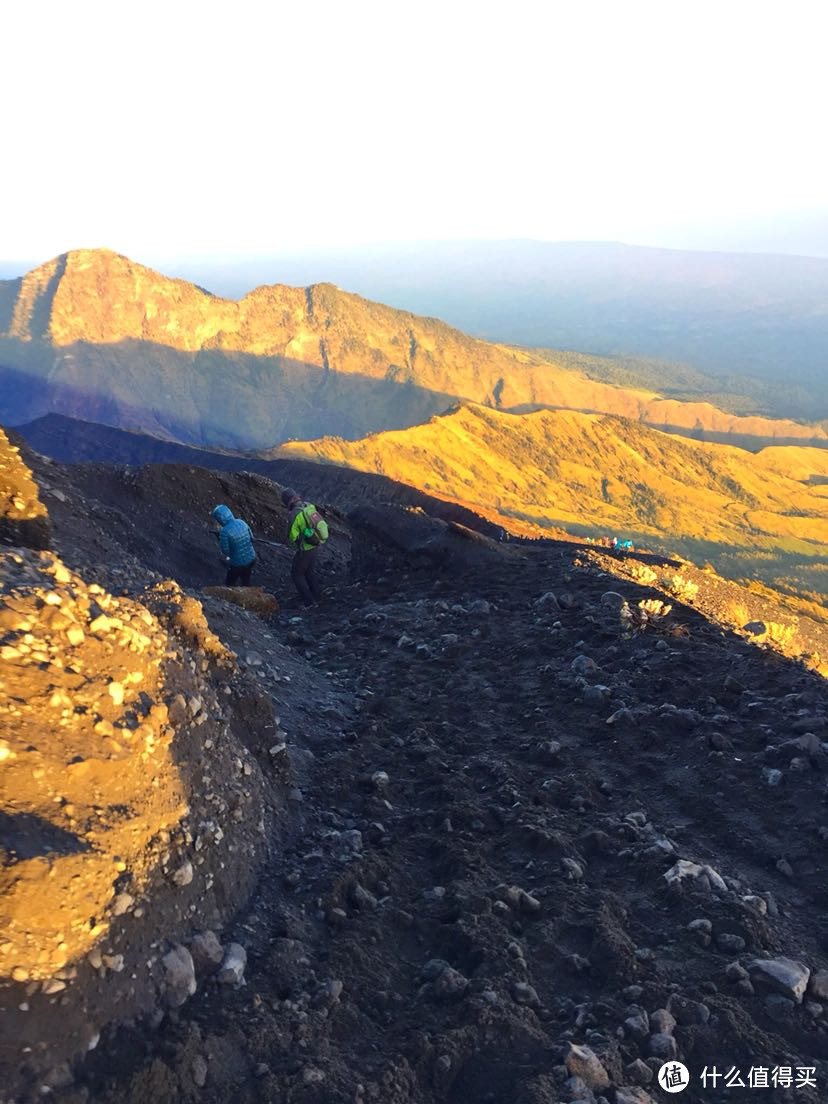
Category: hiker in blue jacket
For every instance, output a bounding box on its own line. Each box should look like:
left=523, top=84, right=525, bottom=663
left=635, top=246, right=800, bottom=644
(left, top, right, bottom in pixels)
left=212, top=504, right=256, bottom=586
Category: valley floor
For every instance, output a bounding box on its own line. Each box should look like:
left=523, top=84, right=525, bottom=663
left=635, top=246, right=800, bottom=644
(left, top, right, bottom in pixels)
left=68, top=546, right=828, bottom=1104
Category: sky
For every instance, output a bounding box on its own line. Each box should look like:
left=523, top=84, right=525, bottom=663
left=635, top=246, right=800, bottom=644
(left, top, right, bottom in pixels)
left=3, top=0, right=828, bottom=264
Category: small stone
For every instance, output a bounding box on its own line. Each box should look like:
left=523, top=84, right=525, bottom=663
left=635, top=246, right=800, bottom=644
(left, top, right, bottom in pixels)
left=607, top=708, right=634, bottom=725
left=664, top=859, right=727, bottom=894
left=687, top=918, right=712, bottom=945
left=741, top=894, right=767, bottom=914
left=717, top=933, right=746, bottom=954
left=561, top=857, right=585, bottom=881
left=625, top=1058, right=654, bottom=1085
left=501, top=885, right=542, bottom=913
left=172, top=861, right=194, bottom=886
left=649, top=1008, right=676, bottom=1035
left=217, top=942, right=247, bottom=985
left=512, top=981, right=541, bottom=1006
left=648, top=1032, right=677, bottom=1060
left=667, top=994, right=710, bottom=1025
left=108, top=682, right=125, bottom=706
left=313, top=978, right=344, bottom=1007
left=431, top=966, right=469, bottom=1002
left=421, top=959, right=451, bottom=981
left=564, top=1043, right=610, bottom=1090
left=725, top=961, right=749, bottom=982
left=371, top=770, right=390, bottom=790
left=809, top=969, right=828, bottom=1001
left=162, top=944, right=197, bottom=1007
left=111, top=892, right=134, bottom=916
left=624, top=1007, right=650, bottom=1040
left=762, top=767, right=783, bottom=786
left=535, top=592, right=560, bottom=610
left=192, top=1055, right=208, bottom=1088
left=190, top=931, right=224, bottom=974
left=350, top=883, right=378, bottom=910
left=571, top=655, right=599, bottom=676
left=562, top=1075, right=593, bottom=1100
left=583, top=684, right=611, bottom=705
left=424, top=885, right=446, bottom=901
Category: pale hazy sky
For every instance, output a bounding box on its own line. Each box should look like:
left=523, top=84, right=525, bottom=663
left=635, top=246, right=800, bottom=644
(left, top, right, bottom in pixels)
left=4, top=0, right=828, bottom=262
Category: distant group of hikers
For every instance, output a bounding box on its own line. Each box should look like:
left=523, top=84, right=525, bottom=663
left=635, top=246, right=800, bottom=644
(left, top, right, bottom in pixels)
left=210, top=487, right=329, bottom=607
left=586, top=535, right=635, bottom=552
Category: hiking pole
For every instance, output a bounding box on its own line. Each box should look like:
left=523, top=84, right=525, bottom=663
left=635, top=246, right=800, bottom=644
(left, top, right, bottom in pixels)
left=253, top=537, right=293, bottom=559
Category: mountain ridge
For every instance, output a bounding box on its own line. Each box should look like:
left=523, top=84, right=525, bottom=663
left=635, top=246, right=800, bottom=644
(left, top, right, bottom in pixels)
left=1, top=248, right=825, bottom=451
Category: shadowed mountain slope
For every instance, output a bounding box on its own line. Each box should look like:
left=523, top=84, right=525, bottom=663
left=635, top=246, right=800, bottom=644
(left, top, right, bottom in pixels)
left=1, top=249, right=825, bottom=450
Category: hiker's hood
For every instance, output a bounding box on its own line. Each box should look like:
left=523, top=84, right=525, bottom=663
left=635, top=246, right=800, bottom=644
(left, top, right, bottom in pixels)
left=212, top=504, right=234, bottom=525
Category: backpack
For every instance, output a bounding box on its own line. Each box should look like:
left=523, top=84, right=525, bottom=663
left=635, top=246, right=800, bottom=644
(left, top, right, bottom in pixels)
left=299, top=504, right=329, bottom=547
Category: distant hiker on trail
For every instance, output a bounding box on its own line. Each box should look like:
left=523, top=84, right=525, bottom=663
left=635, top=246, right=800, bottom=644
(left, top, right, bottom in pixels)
left=281, top=488, right=329, bottom=607
left=212, top=504, right=256, bottom=586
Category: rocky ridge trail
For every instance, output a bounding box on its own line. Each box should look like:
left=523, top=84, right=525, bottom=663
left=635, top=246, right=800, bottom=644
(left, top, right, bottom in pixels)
left=4, top=441, right=828, bottom=1103
left=77, top=553, right=828, bottom=1103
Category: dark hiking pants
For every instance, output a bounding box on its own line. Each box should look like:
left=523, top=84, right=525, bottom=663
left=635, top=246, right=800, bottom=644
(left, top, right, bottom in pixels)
left=226, top=561, right=254, bottom=587
left=292, top=548, right=322, bottom=606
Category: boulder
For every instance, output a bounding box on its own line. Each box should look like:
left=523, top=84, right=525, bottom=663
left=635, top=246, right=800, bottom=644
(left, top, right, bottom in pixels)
left=563, top=1043, right=610, bottom=1090
left=162, top=944, right=197, bottom=1007
left=748, top=957, right=810, bottom=1003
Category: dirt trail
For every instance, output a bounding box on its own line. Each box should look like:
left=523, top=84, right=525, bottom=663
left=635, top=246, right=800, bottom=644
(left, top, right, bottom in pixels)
left=68, top=544, right=828, bottom=1104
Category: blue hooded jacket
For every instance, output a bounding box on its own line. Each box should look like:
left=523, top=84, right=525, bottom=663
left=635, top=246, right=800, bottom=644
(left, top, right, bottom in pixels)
left=212, top=505, right=256, bottom=567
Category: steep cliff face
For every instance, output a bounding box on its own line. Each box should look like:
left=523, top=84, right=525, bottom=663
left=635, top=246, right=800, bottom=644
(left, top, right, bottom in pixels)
left=1, top=249, right=825, bottom=449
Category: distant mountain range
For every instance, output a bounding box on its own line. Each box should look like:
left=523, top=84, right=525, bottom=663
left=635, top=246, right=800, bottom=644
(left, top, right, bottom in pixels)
left=165, top=240, right=828, bottom=421
left=1, top=249, right=825, bottom=451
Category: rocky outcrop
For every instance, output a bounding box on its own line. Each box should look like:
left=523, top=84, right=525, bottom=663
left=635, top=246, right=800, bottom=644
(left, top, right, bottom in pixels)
left=0, top=455, right=280, bottom=1094
left=0, top=428, right=49, bottom=550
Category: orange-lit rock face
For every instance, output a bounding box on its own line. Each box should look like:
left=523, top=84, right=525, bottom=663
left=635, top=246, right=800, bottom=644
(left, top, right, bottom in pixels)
left=0, top=551, right=188, bottom=979
left=2, top=249, right=825, bottom=449
left=0, top=428, right=49, bottom=549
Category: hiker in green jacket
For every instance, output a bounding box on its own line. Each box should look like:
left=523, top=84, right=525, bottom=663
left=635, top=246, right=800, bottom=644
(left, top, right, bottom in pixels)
left=282, top=488, right=329, bottom=607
